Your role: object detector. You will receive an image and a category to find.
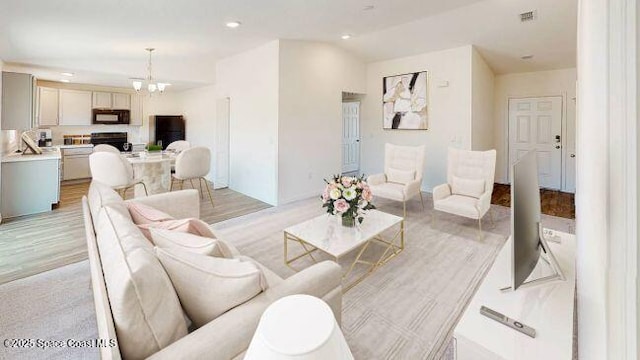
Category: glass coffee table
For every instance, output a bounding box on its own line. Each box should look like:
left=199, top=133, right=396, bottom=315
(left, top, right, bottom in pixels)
left=284, top=210, right=405, bottom=292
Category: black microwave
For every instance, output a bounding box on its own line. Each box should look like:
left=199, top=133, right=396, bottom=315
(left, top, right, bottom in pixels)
left=92, top=109, right=130, bottom=125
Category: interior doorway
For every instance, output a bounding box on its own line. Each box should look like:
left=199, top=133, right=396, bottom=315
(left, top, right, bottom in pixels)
left=341, top=101, right=360, bottom=174
left=508, top=96, right=563, bottom=190
left=215, top=97, right=230, bottom=188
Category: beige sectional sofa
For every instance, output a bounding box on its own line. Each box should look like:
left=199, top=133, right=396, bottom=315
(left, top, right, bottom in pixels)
left=82, top=182, right=343, bottom=359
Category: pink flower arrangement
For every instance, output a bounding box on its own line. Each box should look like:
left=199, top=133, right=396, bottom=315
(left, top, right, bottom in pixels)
left=321, top=174, right=376, bottom=225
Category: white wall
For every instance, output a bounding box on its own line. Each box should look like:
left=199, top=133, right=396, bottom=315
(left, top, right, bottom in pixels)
left=216, top=41, right=280, bottom=205
left=575, top=0, right=611, bottom=358
left=360, top=45, right=474, bottom=192
left=277, top=40, right=366, bottom=204
left=471, top=47, right=495, bottom=151
left=180, top=85, right=217, bottom=183
left=493, top=68, right=577, bottom=185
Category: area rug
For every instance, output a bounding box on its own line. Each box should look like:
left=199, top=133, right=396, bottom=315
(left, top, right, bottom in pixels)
left=0, top=194, right=575, bottom=360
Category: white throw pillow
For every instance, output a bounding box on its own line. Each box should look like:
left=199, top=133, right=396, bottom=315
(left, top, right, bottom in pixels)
left=97, top=205, right=188, bottom=359
left=150, top=228, right=232, bottom=258
left=155, top=248, right=267, bottom=328
left=451, top=176, right=486, bottom=198
left=386, top=168, right=416, bottom=185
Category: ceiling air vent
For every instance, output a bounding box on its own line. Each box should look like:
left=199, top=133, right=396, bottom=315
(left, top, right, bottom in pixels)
left=520, top=11, right=536, bottom=22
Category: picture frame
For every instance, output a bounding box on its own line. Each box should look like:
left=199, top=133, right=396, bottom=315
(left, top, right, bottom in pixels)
left=382, top=71, right=428, bottom=130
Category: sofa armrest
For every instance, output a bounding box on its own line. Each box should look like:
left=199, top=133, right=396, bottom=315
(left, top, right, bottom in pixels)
left=126, top=189, right=200, bottom=219
left=432, top=183, right=451, bottom=202
left=403, top=178, right=422, bottom=199
left=149, top=261, right=342, bottom=360
left=367, top=173, right=386, bottom=186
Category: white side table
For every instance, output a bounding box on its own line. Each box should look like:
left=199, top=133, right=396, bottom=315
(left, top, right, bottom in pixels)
left=245, top=295, right=353, bottom=360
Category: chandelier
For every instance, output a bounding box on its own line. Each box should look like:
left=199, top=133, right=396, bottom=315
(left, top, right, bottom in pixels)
left=131, top=48, right=170, bottom=94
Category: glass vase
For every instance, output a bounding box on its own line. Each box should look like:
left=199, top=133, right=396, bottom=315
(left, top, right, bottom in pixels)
left=342, top=214, right=356, bottom=227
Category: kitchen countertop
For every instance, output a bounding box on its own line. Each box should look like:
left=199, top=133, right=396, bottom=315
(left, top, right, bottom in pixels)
left=1, top=148, right=62, bottom=163
left=56, top=144, right=94, bottom=149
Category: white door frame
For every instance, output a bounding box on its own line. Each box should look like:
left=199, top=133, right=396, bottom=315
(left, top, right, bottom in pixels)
left=215, top=97, right=230, bottom=189
left=505, top=94, right=570, bottom=191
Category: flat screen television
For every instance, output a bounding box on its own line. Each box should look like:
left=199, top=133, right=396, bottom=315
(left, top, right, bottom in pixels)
left=510, top=150, right=564, bottom=291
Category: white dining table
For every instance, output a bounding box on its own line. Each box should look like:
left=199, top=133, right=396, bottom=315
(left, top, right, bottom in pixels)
left=124, top=152, right=176, bottom=197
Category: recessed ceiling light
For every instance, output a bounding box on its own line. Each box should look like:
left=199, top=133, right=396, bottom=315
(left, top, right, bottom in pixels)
left=61, top=72, right=74, bottom=77
left=225, top=21, right=241, bottom=28
left=341, top=34, right=352, bottom=40
left=521, top=55, right=534, bottom=60
left=60, top=79, right=70, bottom=83
left=363, top=5, right=375, bottom=11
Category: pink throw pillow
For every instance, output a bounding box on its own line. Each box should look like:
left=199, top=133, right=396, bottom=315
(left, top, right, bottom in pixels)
left=138, top=218, right=216, bottom=242
left=127, top=202, right=175, bottom=225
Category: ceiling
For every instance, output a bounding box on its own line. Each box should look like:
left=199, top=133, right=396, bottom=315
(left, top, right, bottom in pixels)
left=0, top=0, right=576, bottom=90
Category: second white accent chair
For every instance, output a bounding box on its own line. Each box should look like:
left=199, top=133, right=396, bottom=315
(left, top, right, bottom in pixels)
left=432, top=147, right=497, bottom=238
left=171, top=146, right=214, bottom=207
left=93, top=144, right=121, bottom=154
left=166, top=140, right=191, bottom=152
left=89, top=152, right=148, bottom=199
left=367, top=144, right=426, bottom=217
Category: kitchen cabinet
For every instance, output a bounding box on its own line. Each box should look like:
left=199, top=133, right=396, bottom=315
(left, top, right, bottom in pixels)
left=1, top=154, right=60, bottom=219
left=61, top=147, right=92, bottom=180
left=59, top=89, right=92, bottom=126
left=112, top=93, right=131, bottom=110
left=1, top=72, right=34, bottom=130
left=37, top=87, right=59, bottom=126
left=130, top=94, right=144, bottom=126
left=92, top=91, right=112, bottom=109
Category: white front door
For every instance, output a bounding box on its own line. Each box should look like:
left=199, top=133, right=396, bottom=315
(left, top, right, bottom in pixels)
left=215, top=98, right=230, bottom=188
left=508, top=96, right=563, bottom=189
left=342, top=102, right=360, bottom=173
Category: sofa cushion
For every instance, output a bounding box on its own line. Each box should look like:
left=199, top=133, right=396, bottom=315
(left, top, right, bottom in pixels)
left=150, top=228, right=232, bottom=258
left=88, top=181, right=125, bottom=222
left=155, top=247, right=267, bottom=328
left=137, top=218, right=215, bottom=241
left=451, top=176, right=485, bottom=199
left=97, top=204, right=188, bottom=360
left=386, top=167, right=415, bottom=185
left=127, top=201, right=175, bottom=225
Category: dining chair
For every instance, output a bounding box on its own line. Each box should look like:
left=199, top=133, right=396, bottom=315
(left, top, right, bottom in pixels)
left=170, top=146, right=214, bottom=207
left=166, top=140, right=191, bottom=152
left=93, top=144, right=121, bottom=154
left=89, top=152, right=148, bottom=199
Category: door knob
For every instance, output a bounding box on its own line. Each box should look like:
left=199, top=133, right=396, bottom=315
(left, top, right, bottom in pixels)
left=570, top=154, right=575, bottom=158
left=555, top=145, right=561, bottom=149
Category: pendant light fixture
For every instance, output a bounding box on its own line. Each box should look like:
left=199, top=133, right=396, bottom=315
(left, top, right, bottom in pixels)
left=131, top=48, right=170, bottom=95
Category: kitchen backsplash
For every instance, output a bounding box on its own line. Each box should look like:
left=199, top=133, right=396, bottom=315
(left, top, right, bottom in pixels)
left=49, top=125, right=142, bottom=145
left=0, top=130, right=19, bottom=155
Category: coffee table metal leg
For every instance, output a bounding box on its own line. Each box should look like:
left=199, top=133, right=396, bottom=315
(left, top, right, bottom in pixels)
left=284, top=232, right=319, bottom=267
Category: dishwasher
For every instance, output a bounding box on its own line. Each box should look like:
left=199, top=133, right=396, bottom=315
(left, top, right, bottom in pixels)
left=62, top=147, right=93, bottom=181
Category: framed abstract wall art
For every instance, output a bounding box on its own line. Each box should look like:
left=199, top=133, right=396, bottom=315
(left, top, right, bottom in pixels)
left=382, top=71, right=428, bottom=130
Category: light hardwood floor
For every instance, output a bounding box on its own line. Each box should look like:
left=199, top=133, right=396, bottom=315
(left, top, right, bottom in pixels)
left=0, top=181, right=270, bottom=285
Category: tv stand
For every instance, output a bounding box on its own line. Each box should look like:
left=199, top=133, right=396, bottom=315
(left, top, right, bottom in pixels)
left=453, top=230, right=576, bottom=360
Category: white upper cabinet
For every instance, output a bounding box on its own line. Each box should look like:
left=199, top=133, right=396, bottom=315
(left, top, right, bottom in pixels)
left=130, top=94, right=143, bottom=126
left=59, top=89, right=92, bottom=126
left=38, top=87, right=59, bottom=126
left=112, top=93, right=131, bottom=110
left=92, top=91, right=112, bottom=109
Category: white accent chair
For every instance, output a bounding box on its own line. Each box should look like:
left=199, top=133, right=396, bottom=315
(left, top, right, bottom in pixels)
left=93, top=144, right=121, bottom=154
left=432, top=148, right=497, bottom=238
left=89, top=152, right=147, bottom=198
left=367, top=144, right=426, bottom=217
left=166, top=140, right=191, bottom=153
left=171, top=146, right=214, bottom=207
